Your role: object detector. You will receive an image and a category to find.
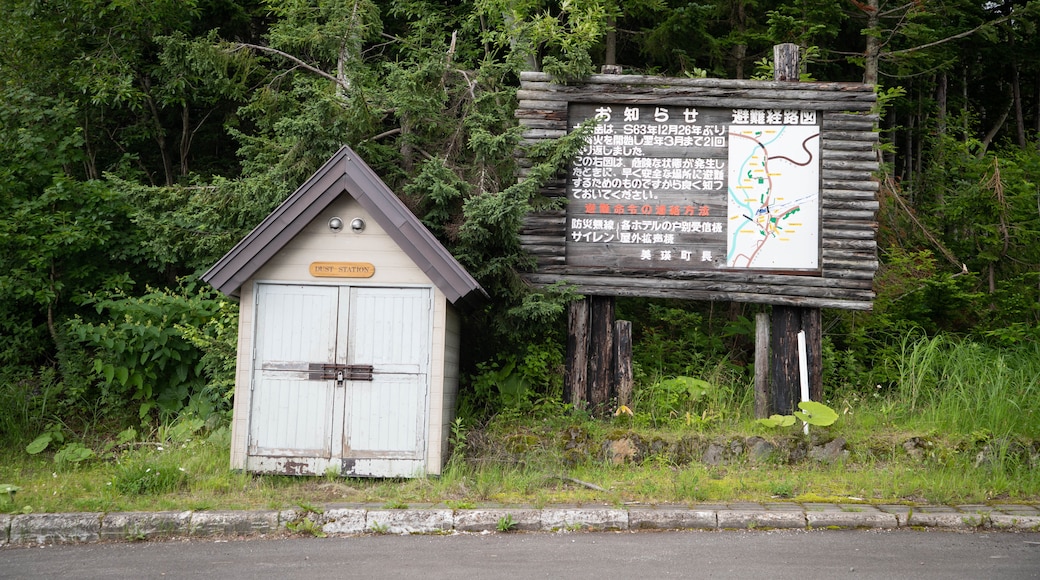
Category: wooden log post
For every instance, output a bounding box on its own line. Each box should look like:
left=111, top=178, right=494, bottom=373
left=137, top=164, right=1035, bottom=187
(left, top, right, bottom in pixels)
left=770, top=306, right=799, bottom=414
left=614, top=320, right=633, bottom=409
left=773, top=43, right=800, bottom=82
left=587, top=295, right=615, bottom=415
left=754, top=312, right=770, bottom=418
left=769, top=306, right=822, bottom=413
left=566, top=295, right=625, bottom=416
left=767, top=43, right=825, bottom=415
left=806, top=307, right=823, bottom=403
left=565, top=299, right=590, bottom=409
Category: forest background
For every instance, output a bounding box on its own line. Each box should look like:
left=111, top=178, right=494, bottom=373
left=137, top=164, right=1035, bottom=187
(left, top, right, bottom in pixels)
left=2, top=0, right=1040, bottom=459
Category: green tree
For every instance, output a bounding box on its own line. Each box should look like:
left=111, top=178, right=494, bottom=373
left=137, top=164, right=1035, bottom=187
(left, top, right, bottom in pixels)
left=0, top=88, right=139, bottom=366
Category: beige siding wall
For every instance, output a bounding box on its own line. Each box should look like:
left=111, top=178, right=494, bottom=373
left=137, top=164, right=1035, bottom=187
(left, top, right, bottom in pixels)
left=439, top=308, right=462, bottom=470
left=229, top=195, right=458, bottom=475
left=229, top=282, right=255, bottom=470
left=256, top=197, right=432, bottom=285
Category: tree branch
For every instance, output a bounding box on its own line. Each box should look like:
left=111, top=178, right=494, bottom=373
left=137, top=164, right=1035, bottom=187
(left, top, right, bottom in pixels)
left=230, top=42, right=348, bottom=91
left=882, top=14, right=1011, bottom=58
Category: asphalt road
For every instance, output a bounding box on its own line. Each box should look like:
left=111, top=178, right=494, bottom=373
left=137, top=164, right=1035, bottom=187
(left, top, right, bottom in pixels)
left=3, top=529, right=1039, bottom=579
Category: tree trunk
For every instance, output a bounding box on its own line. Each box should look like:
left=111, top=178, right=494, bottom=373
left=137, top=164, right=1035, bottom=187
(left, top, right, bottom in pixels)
left=936, top=72, right=947, bottom=136
left=729, top=0, right=748, bottom=79
left=83, top=114, right=99, bottom=180
left=979, top=100, right=1012, bottom=156
left=504, top=10, right=539, bottom=71
left=142, top=89, right=174, bottom=186
left=336, top=0, right=365, bottom=96
left=963, top=67, right=971, bottom=140
left=1011, top=58, right=1026, bottom=147
left=180, top=104, right=191, bottom=177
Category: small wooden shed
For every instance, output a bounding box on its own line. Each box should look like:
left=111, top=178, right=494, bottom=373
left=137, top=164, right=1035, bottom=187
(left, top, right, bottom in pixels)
left=203, top=146, right=485, bottom=478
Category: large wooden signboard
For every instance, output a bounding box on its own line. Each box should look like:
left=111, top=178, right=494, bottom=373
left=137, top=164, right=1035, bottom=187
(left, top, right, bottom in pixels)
left=516, top=72, right=879, bottom=310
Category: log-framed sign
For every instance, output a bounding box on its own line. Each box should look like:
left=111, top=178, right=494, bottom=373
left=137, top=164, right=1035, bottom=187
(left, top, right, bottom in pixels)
left=516, top=71, right=879, bottom=311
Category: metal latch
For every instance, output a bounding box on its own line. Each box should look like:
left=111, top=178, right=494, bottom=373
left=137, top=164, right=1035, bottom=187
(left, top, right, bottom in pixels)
left=308, top=363, right=374, bottom=382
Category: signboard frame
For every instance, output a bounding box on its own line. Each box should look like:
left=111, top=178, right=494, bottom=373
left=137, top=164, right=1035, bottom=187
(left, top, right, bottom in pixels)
left=515, top=72, right=879, bottom=311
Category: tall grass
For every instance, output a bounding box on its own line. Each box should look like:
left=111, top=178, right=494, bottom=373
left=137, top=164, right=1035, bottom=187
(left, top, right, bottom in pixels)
left=893, top=335, right=1040, bottom=438
left=631, top=359, right=752, bottom=428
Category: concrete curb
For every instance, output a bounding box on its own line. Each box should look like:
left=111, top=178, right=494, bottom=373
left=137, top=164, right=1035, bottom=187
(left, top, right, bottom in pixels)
left=2, top=502, right=1038, bottom=546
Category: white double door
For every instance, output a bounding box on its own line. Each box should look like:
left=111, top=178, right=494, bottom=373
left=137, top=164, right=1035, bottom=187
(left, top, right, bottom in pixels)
left=248, top=283, right=431, bottom=476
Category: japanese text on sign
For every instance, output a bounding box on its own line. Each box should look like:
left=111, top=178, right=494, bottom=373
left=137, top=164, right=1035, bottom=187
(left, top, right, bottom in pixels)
left=566, top=104, right=821, bottom=271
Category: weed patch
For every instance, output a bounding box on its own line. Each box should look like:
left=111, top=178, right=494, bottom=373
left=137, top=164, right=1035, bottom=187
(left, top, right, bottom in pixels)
left=112, top=456, right=189, bottom=495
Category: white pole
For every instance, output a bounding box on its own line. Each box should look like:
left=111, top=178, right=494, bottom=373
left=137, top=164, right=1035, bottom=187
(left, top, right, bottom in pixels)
left=797, top=330, right=810, bottom=435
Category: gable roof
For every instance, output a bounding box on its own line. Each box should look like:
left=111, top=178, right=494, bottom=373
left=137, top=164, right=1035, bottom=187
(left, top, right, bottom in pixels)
left=202, top=146, right=486, bottom=305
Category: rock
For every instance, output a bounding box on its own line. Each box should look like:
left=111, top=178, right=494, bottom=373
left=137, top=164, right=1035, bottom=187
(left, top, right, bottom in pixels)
left=729, top=439, right=744, bottom=456
left=902, top=437, right=931, bottom=461
left=646, top=436, right=670, bottom=458
left=702, top=443, right=727, bottom=466
left=809, top=437, right=848, bottom=463
left=747, top=437, right=777, bottom=463
left=778, top=436, right=808, bottom=463
left=670, top=435, right=706, bottom=466
left=561, top=425, right=594, bottom=467
left=605, top=438, right=639, bottom=465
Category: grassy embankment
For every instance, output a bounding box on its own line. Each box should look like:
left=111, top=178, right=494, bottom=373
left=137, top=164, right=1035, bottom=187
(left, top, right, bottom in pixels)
left=2, top=335, right=1038, bottom=513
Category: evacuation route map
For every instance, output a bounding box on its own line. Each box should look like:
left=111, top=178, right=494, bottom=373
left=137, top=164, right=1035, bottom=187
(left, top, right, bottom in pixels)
left=726, top=125, right=820, bottom=269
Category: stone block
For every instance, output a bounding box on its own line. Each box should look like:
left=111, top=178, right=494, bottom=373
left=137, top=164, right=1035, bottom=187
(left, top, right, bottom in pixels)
left=189, top=510, right=280, bottom=537
left=717, top=509, right=805, bottom=530
left=0, top=514, right=11, bottom=546
left=366, top=509, right=453, bottom=534
left=453, top=509, right=542, bottom=532
left=988, top=514, right=1040, bottom=531
left=628, top=507, right=717, bottom=530
left=541, top=508, right=628, bottom=531
left=101, top=511, right=192, bottom=541
left=321, top=508, right=368, bottom=535
left=907, top=510, right=986, bottom=529
left=806, top=510, right=898, bottom=529
left=10, top=512, right=102, bottom=545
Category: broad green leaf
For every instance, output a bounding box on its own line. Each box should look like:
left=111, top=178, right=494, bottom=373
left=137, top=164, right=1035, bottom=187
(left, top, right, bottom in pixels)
left=115, top=427, right=137, bottom=445
left=26, top=433, right=53, bottom=454
left=756, top=414, right=796, bottom=428
left=54, top=443, right=94, bottom=465
left=795, top=401, right=839, bottom=426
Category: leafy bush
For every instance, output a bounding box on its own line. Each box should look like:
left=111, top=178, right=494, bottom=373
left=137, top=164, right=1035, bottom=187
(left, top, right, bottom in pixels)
left=632, top=368, right=746, bottom=429
left=464, top=339, right=566, bottom=419
left=66, top=284, right=235, bottom=423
